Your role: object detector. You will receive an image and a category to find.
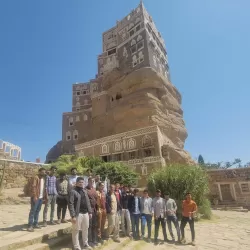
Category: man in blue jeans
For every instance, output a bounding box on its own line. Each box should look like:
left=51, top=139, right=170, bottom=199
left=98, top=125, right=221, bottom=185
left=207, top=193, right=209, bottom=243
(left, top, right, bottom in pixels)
left=28, top=168, right=47, bottom=232
left=140, top=189, right=153, bottom=242
left=128, top=188, right=141, bottom=240
left=165, top=194, right=181, bottom=243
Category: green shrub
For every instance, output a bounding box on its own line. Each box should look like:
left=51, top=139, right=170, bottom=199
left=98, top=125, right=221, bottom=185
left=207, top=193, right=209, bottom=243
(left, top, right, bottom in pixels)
left=147, top=164, right=211, bottom=220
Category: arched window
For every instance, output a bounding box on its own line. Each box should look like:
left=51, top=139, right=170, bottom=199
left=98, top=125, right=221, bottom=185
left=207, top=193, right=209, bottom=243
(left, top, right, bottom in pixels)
left=66, top=131, right=71, bottom=141
left=128, top=22, right=134, bottom=30
left=69, top=117, right=74, bottom=126
left=116, top=93, right=122, bottom=100
left=138, top=51, right=144, bottom=63
left=73, top=130, right=78, bottom=140
left=131, top=39, right=136, bottom=46
left=137, top=35, right=142, bottom=42
left=76, top=102, right=80, bottom=107
left=127, top=138, right=136, bottom=149
left=114, top=141, right=122, bottom=152
left=101, top=144, right=109, bottom=154
left=132, top=55, right=137, bottom=67
left=142, top=135, right=152, bottom=147
left=83, top=114, right=88, bottom=121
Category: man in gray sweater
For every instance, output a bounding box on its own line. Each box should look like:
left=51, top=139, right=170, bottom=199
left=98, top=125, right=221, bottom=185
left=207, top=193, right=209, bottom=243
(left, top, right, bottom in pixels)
left=165, top=194, right=181, bottom=243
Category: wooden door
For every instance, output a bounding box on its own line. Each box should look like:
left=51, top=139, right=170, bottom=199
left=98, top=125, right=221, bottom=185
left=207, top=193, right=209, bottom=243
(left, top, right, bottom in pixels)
left=220, top=184, right=233, bottom=200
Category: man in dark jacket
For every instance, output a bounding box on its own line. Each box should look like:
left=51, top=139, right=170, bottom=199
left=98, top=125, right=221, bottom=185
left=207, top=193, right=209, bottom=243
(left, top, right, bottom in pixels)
left=106, top=184, right=122, bottom=242
left=68, top=177, right=92, bottom=250
left=128, top=188, right=141, bottom=240
left=121, top=185, right=132, bottom=237
left=86, top=177, right=98, bottom=247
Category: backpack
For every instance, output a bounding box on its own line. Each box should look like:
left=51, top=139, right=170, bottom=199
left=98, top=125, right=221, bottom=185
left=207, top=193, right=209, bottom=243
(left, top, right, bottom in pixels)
left=23, top=177, right=34, bottom=197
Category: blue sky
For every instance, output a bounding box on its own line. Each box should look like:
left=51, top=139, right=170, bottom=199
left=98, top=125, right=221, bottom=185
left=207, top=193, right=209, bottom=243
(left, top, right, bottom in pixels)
left=0, top=0, right=249, bottom=163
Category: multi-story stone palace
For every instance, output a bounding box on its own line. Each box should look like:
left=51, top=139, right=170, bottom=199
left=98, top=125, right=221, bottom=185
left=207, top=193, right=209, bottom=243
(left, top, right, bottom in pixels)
left=46, top=1, right=193, bottom=185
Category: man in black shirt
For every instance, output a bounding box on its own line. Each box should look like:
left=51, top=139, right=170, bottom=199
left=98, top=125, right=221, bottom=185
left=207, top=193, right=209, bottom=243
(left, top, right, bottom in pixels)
left=69, top=177, right=92, bottom=250
left=121, top=185, right=132, bottom=237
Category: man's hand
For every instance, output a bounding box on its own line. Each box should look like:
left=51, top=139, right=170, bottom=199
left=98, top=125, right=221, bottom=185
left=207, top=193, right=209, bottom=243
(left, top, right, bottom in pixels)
left=33, top=197, right=38, bottom=203
left=71, top=217, right=77, bottom=224
left=89, top=214, right=92, bottom=219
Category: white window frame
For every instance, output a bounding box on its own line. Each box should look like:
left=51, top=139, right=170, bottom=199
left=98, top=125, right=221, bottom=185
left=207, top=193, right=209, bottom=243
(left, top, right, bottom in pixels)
left=239, top=182, right=250, bottom=194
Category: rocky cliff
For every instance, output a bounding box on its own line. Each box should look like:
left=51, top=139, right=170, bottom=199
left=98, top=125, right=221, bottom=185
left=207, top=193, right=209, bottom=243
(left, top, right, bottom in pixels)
left=92, top=67, right=193, bottom=165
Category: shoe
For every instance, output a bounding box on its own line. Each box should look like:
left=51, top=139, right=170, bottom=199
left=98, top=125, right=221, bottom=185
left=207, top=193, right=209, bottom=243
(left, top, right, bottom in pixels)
left=50, top=221, right=57, bottom=225
left=113, top=238, right=121, bottom=243
left=27, top=226, right=34, bottom=232
left=154, top=239, right=158, bottom=245
left=57, top=219, right=61, bottom=224
left=43, top=221, right=47, bottom=227
left=61, top=219, right=68, bottom=223
left=83, top=244, right=92, bottom=249
left=181, top=238, right=186, bottom=244
left=93, top=241, right=99, bottom=246
left=33, top=224, right=41, bottom=229
left=147, top=238, right=151, bottom=243
left=191, top=240, right=196, bottom=246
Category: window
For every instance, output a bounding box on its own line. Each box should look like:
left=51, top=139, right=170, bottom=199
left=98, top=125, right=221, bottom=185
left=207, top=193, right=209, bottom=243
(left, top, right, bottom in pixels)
left=102, top=155, right=111, bottom=162
left=108, top=48, right=116, bottom=56
left=116, top=93, right=122, bottom=100
left=114, top=141, right=122, bottom=151
left=130, top=29, right=135, bottom=37
left=101, top=144, right=109, bottom=154
left=131, top=39, right=136, bottom=46
left=69, top=117, right=74, bottom=126
left=66, top=131, right=71, bottom=141
left=142, top=135, right=152, bottom=147
left=76, top=108, right=80, bottom=111
left=137, top=40, right=144, bottom=51
left=113, top=153, right=122, bottom=162
left=76, top=102, right=80, bottom=107
left=136, top=24, right=141, bottom=32
left=128, top=151, right=136, bottom=160
left=128, top=22, right=134, bottom=30
left=241, top=183, right=250, bottom=193
left=5, top=146, right=10, bottom=153
left=137, top=35, right=142, bottom=42
left=73, top=130, right=78, bottom=140
left=76, top=116, right=80, bottom=122
left=132, top=55, right=137, bottom=67
left=135, top=17, right=141, bottom=24
left=76, top=91, right=80, bottom=96
left=84, top=99, right=88, bottom=105
left=131, top=45, right=136, bottom=54
left=144, top=149, right=152, bottom=157
left=83, top=114, right=88, bottom=121
left=83, top=91, right=86, bottom=95
left=138, top=51, right=144, bottom=63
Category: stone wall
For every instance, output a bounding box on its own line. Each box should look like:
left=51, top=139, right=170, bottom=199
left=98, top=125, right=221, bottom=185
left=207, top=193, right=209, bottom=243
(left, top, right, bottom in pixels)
left=207, top=167, right=250, bottom=207
left=0, top=159, right=49, bottom=189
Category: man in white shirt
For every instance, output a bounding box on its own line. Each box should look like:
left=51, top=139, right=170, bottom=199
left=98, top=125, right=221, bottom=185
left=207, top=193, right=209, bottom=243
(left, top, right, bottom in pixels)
left=68, top=167, right=78, bottom=187
left=140, top=189, right=153, bottom=242
left=165, top=194, right=181, bottom=243
left=152, top=189, right=168, bottom=244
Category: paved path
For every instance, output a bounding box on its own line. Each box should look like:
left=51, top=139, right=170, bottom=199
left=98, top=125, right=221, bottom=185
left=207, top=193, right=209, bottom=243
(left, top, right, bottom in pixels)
left=1, top=198, right=250, bottom=250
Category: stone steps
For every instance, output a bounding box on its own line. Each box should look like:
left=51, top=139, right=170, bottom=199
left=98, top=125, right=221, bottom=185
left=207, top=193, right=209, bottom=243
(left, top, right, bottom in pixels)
left=0, top=224, right=72, bottom=250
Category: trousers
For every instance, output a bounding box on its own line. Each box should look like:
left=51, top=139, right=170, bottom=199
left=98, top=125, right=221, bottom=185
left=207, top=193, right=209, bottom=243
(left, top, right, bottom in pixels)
left=28, top=198, right=43, bottom=226
left=72, top=213, right=89, bottom=249
left=43, top=194, right=57, bottom=222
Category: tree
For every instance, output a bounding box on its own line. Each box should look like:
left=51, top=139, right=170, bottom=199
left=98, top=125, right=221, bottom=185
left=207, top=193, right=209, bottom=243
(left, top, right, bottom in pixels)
left=148, top=164, right=211, bottom=219
left=94, top=162, right=138, bottom=186
left=53, top=155, right=139, bottom=185
left=198, top=155, right=205, bottom=165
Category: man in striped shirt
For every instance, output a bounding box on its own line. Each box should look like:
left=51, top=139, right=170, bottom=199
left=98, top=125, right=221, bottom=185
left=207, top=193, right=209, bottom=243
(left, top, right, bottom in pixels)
left=43, top=166, right=58, bottom=227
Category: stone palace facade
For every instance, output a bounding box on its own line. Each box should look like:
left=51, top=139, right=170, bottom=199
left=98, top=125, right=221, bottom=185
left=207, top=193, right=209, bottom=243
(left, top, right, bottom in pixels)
left=46, top=2, right=193, bottom=185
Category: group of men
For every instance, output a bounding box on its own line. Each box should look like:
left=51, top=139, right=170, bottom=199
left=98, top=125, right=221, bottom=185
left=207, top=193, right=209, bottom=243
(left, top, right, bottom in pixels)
left=27, top=166, right=198, bottom=250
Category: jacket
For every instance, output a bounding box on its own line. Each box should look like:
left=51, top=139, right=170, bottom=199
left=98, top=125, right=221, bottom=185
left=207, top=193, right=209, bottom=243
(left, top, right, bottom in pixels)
left=31, top=175, right=47, bottom=201
left=121, top=191, right=132, bottom=209
left=106, top=191, right=122, bottom=214
left=128, top=196, right=141, bottom=214
left=96, top=190, right=106, bottom=210
left=140, top=197, right=153, bottom=214
left=68, top=188, right=92, bottom=218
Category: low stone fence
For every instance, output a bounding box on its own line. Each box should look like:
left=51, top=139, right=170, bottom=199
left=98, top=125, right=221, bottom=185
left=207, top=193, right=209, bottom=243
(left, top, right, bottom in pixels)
left=0, top=159, right=49, bottom=189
